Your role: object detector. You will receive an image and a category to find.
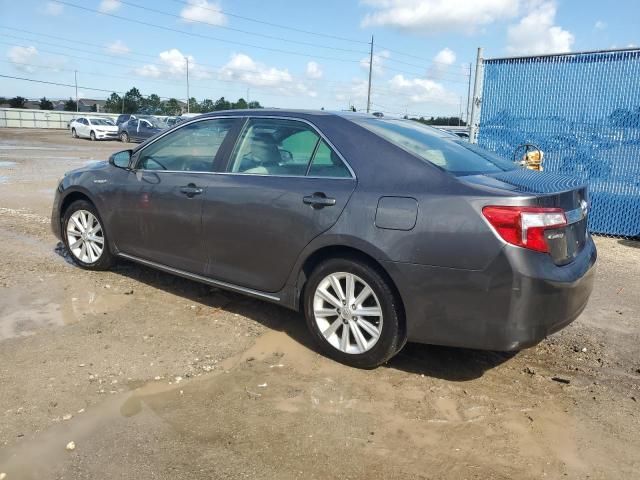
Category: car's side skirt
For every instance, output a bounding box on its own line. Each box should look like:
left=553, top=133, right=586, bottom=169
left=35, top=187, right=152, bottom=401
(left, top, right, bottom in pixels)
left=117, top=252, right=281, bottom=303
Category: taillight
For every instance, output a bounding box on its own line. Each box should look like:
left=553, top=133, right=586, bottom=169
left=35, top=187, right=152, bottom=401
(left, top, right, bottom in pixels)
left=482, top=206, right=566, bottom=253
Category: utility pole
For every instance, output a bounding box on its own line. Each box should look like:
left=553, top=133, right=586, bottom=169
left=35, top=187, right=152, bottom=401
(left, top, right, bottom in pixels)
left=469, top=47, right=484, bottom=144
left=74, top=70, right=78, bottom=112
left=366, top=35, right=374, bottom=114
left=466, top=62, right=472, bottom=125
left=121, top=94, right=124, bottom=114
left=186, top=57, right=190, bottom=113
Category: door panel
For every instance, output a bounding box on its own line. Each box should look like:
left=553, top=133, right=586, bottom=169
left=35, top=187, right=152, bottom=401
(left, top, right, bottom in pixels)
left=202, top=175, right=356, bottom=292
left=133, top=171, right=207, bottom=273
left=114, top=117, right=241, bottom=273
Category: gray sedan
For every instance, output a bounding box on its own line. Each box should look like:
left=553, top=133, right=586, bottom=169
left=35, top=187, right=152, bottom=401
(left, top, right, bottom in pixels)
left=51, top=110, right=596, bottom=368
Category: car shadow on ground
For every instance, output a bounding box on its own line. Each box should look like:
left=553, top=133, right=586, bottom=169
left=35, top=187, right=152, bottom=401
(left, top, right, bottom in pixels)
left=618, top=238, right=640, bottom=249
left=81, top=257, right=516, bottom=382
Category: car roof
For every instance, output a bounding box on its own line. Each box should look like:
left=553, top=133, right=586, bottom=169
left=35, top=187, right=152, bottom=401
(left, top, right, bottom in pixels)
left=196, top=110, right=446, bottom=132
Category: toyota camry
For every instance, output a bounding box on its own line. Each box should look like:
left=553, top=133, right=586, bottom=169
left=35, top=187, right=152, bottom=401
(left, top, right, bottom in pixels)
left=51, top=110, right=596, bottom=368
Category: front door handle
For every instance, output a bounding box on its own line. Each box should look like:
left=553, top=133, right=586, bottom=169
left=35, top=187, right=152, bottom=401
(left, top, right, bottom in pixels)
left=179, top=183, right=203, bottom=198
left=303, top=192, right=336, bottom=209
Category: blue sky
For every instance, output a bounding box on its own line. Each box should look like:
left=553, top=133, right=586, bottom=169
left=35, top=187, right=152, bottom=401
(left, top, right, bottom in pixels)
left=0, top=0, right=638, bottom=116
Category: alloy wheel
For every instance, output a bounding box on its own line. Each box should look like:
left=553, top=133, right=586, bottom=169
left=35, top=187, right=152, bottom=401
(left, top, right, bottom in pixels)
left=66, top=210, right=105, bottom=264
left=313, top=272, right=383, bottom=354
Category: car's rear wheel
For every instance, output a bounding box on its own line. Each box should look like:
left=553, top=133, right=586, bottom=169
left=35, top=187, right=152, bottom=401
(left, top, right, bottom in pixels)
left=63, top=200, right=114, bottom=271
left=90, top=131, right=96, bottom=141
left=120, top=132, right=129, bottom=143
left=71, top=128, right=77, bottom=138
left=303, top=257, right=405, bottom=368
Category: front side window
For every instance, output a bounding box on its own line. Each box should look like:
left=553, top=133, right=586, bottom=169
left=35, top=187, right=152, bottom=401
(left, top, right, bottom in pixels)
left=137, top=118, right=236, bottom=172
left=353, top=118, right=517, bottom=176
left=227, top=118, right=351, bottom=178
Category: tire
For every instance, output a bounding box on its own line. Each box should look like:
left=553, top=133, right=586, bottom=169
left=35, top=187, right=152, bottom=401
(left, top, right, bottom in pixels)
left=90, top=131, right=96, bottom=141
left=62, top=200, right=114, bottom=271
left=120, top=132, right=129, bottom=143
left=71, top=128, right=77, bottom=138
left=303, top=257, right=405, bottom=369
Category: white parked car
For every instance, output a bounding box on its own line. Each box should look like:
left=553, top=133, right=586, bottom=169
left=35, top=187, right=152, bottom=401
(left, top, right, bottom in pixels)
left=70, top=117, right=119, bottom=141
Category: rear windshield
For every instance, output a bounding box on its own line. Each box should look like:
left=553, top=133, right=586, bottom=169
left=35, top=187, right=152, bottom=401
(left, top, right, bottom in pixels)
left=352, top=118, right=517, bottom=176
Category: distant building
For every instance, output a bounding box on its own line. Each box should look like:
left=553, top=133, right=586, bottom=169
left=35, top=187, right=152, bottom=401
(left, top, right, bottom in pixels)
left=48, top=99, right=107, bottom=112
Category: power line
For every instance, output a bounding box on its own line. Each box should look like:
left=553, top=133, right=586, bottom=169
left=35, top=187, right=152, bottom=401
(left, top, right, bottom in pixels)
left=0, top=61, right=333, bottom=103
left=51, top=0, right=363, bottom=64
left=377, top=45, right=468, bottom=66
left=378, top=53, right=471, bottom=79
left=166, top=0, right=369, bottom=45
left=0, top=73, right=124, bottom=95
left=0, top=33, right=366, bottom=89
left=118, top=1, right=369, bottom=55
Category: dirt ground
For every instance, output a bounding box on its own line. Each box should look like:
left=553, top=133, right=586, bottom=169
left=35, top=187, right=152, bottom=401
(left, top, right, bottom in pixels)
left=0, top=128, right=638, bottom=479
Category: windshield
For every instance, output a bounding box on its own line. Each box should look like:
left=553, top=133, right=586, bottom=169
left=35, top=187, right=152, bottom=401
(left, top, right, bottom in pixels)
left=89, top=118, right=114, bottom=126
left=142, top=117, right=166, bottom=128
left=353, top=118, right=517, bottom=176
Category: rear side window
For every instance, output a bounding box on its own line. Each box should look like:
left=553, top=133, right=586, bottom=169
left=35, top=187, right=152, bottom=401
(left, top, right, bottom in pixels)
left=308, top=140, right=351, bottom=178
left=353, top=118, right=517, bottom=176
left=227, top=118, right=352, bottom=178
left=137, top=118, right=236, bottom=172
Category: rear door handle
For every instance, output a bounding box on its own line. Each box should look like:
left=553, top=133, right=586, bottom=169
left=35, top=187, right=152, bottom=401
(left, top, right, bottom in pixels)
left=179, top=183, right=203, bottom=198
left=303, top=192, right=336, bottom=209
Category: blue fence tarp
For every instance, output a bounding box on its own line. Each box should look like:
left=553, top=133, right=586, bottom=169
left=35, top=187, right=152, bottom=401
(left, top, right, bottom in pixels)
left=478, top=50, right=640, bottom=237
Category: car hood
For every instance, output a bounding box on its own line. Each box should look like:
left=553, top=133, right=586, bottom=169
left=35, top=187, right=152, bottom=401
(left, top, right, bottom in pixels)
left=65, top=160, right=109, bottom=176
left=94, top=125, right=118, bottom=132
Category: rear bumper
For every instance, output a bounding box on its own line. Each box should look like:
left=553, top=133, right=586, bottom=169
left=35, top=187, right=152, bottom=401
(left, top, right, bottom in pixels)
left=386, top=236, right=597, bottom=351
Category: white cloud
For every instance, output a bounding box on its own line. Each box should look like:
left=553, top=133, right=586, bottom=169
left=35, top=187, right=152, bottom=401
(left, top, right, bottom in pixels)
left=387, top=74, right=458, bottom=104
left=428, top=47, right=456, bottom=78
left=306, top=61, right=323, bottom=79
left=433, top=47, right=456, bottom=65
left=7, top=46, right=39, bottom=72
left=218, top=54, right=317, bottom=97
left=180, top=0, right=227, bottom=26
left=361, top=0, right=519, bottom=33
left=106, top=40, right=129, bottom=55
left=219, top=53, right=292, bottom=87
left=99, top=0, right=121, bottom=13
left=43, top=1, right=63, bottom=16
left=135, top=49, right=211, bottom=80
left=335, top=79, right=370, bottom=105
left=594, top=20, right=607, bottom=30
left=360, top=49, right=390, bottom=75
left=506, top=1, right=574, bottom=55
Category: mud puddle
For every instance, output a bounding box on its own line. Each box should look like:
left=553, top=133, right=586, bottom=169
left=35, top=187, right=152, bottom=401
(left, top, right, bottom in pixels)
left=0, top=279, right=134, bottom=341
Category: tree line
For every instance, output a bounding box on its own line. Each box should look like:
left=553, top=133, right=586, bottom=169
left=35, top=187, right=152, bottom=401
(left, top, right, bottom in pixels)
left=1, top=87, right=263, bottom=114
left=407, top=115, right=467, bottom=126
left=103, top=87, right=262, bottom=115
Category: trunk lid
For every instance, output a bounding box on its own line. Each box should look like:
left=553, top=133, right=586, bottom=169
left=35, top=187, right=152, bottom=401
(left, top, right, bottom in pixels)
left=462, top=169, right=589, bottom=265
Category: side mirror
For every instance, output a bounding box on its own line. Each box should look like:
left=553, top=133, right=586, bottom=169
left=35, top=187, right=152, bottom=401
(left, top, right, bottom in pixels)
left=109, top=150, right=133, bottom=169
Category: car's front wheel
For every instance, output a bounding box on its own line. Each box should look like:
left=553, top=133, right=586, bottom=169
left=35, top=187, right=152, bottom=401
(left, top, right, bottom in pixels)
left=71, top=128, right=77, bottom=138
left=119, top=132, right=129, bottom=143
left=63, top=200, right=114, bottom=270
left=303, top=257, right=405, bottom=368
left=90, top=131, right=96, bottom=141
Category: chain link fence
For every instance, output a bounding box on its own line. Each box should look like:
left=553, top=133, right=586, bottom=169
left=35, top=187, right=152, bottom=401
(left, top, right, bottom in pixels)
left=477, top=48, right=640, bottom=238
